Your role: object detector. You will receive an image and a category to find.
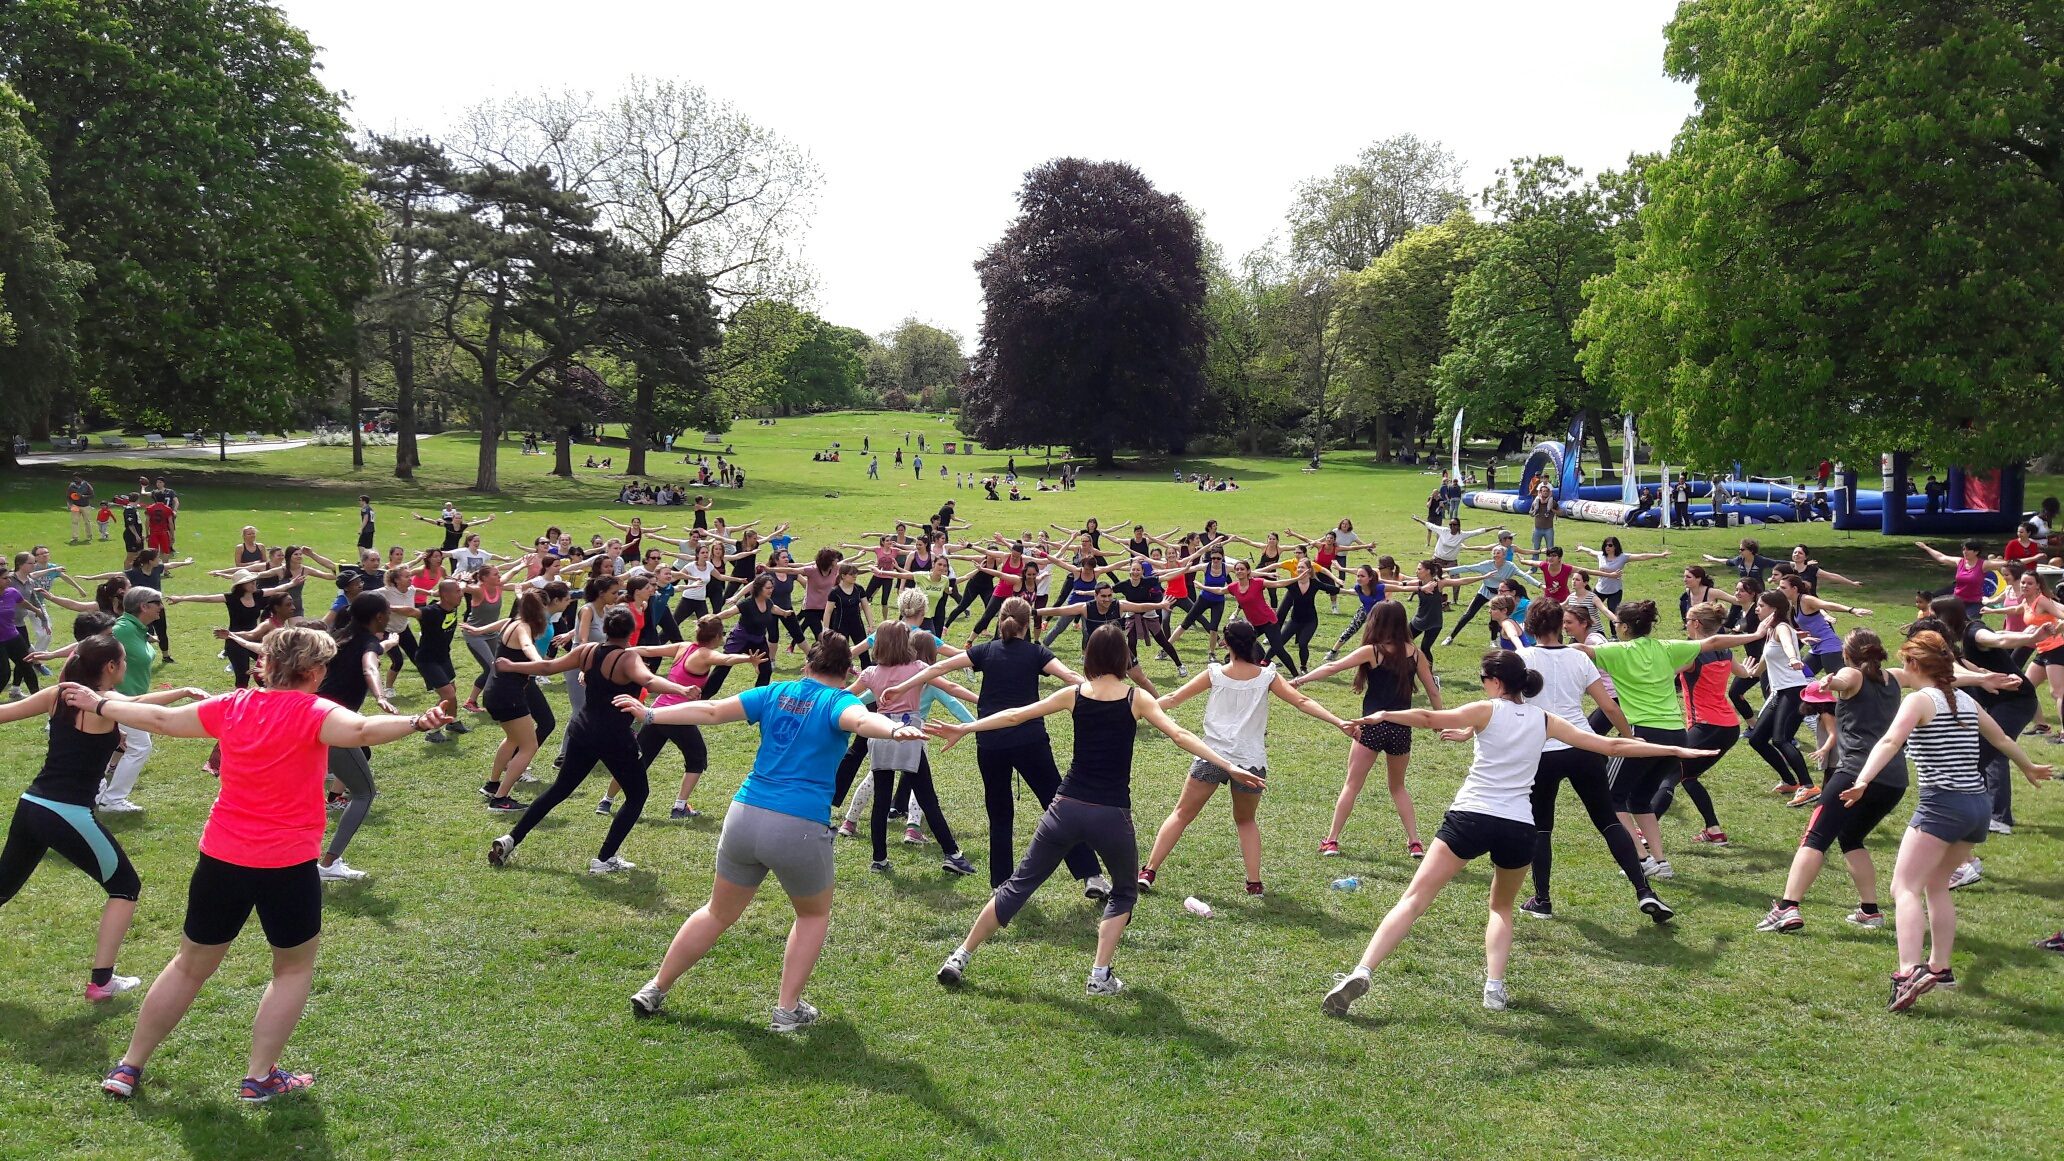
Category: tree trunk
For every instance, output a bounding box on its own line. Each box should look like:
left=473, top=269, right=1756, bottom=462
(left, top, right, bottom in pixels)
left=1590, top=419, right=1616, bottom=483
left=393, top=203, right=420, bottom=477
left=553, top=429, right=573, bottom=477
left=1374, top=413, right=1393, bottom=463
left=627, top=374, right=651, bottom=477
left=350, top=363, right=364, bottom=469
left=472, top=392, right=500, bottom=493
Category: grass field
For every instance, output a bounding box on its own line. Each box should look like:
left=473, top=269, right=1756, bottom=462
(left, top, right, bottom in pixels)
left=2, top=412, right=2061, bottom=1159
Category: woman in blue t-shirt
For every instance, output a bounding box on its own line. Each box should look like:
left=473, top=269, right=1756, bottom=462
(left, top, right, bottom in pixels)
left=619, top=633, right=924, bottom=1033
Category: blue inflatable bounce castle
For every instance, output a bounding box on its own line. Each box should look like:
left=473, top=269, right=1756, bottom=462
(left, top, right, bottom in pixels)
left=1830, top=452, right=2026, bottom=536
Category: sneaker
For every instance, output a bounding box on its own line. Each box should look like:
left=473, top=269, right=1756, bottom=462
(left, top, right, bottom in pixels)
left=941, top=852, right=977, bottom=876
left=588, top=855, right=636, bottom=875
left=1322, top=970, right=1369, bottom=1017
left=768, top=999, right=820, bottom=1033
left=1889, top=965, right=1938, bottom=1012
left=238, top=1067, right=315, bottom=1103
left=423, top=729, right=452, bottom=744
left=1639, top=893, right=1676, bottom=924
left=1483, top=980, right=1509, bottom=1011
left=479, top=782, right=497, bottom=798
left=1692, top=828, right=1730, bottom=847
left=1948, top=859, right=1983, bottom=890
left=869, top=859, right=891, bottom=873
left=1640, top=856, right=1675, bottom=880
left=1439, top=636, right=1456, bottom=648
left=596, top=798, right=614, bottom=816
left=1845, top=909, right=1886, bottom=929
left=461, top=700, right=482, bottom=714
left=1931, top=968, right=1957, bottom=989
left=903, top=826, right=930, bottom=846
left=1788, top=787, right=1821, bottom=808
left=2035, top=931, right=2064, bottom=953
left=317, top=859, right=368, bottom=882
left=1987, top=819, right=2013, bottom=835
left=517, top=771, right=539, bottom=784
left=1319, top=838, right=1341, bottom=857
left=1407, top=841, right=1426, bottom=860
left=1756, top=903, right=1803, bottom=932
left=101, top=1063, right=143, bottom=1098
left=630, top=978, right=668, bottom=1017
left=1136, top=866, right=1157, bottom=892
left=326, top=792, right=350, bottom=813
left=886, top=806, right=907, bottom=821
left=1519, top=896, right=1554, bottom=920
left=488, top=835, right=515, bottom=866
left=85, top=975, right=142, bottom=1003
left=937, top=949, right=970, bottom=986
left=1245, top=880, right=1265, bottom=897
left=1769, top=781, right=1794, bottom=796
left=669, top=804, right=690, bottom=821
left=1084, top=971, right=1125, bottom=997
left=487, top=796, right=525, bottom=813
left=447, top=720, right=472, bottom=735
left=836, top=819, right=857, bottom=838
left=1176, top=664, right=1189, bottom=677
left=97, top=798, right=142, bottom=814
left=1084, top=874, right=1112, bottom=900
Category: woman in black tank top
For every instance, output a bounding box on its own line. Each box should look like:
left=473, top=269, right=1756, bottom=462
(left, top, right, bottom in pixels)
left=488, top=609, right=699, bottom=873
left=928, top=624, right=1260, bottom=997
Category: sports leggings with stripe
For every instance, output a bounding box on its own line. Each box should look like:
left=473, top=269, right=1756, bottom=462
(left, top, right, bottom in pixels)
left=513, top=717, right=647, bottom=861
left=0, top=795, right=141, bottom=903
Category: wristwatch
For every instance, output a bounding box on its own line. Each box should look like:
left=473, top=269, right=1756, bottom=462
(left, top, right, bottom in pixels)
left=644, top=707, right=657, bottom=725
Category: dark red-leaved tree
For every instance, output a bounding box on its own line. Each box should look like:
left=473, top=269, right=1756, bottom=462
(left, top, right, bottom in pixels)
left=962, top=158, right=1208, bottom=465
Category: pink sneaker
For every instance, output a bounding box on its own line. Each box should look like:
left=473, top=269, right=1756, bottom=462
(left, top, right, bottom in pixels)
left=239, top=1066, right=315, bottom=1103
left=1319, top=838, right=1340, bottom=857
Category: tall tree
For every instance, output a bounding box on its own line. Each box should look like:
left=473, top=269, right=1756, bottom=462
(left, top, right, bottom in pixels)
left=1435, top=157, right=1636, bottom=472
left=717, top=300, right=864, bottom=415
left=1334, top=211, right=1487, bottom=461
left=1, top=0, right=375, bottom=444
left=0, top=82, right=87, bottom=468
left=881, top=318, right=967, bottom=402
left=963, top=158, right=1208, bottom=465
left=357, top=135, right=453, bottom=479
left=1579, top=0, right=2064, bottom=468
left=1198, top=251, right=1297, bottom=454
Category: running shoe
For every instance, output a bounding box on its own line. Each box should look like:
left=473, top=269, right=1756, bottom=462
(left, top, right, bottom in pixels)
left=447, top=720, right=472, bottom=735
left=423, top=729, right=452, bottom=745
left=1844, top=909, right=1886, bottom=929
left=1245, top=880, right=1265, bottom=896
left=836, top=819, right=857, bottom=838
left=488, top=835, right=515, bottom=867
left=1987, top=819, right=2013, bottom=835
left=903, top=826, right=931, bottom=846
left=941, top=852, right=976, bottom=876
left=887, top=806, right=906, bottom=821
left=1084, top=874, right=1112, bottom=900
left=937, top=949, right=969, bottom=986
left=1519, top=896, right=1554, bottom=920
left=1692, top=828, right=1730, bottom=847
left=668, top=804, right=691, bottom=821
left=1788, top=787, right=1821, bottom=808
left=327, top=792, right=350, bottom=813
left=1769, top=781, right=1794, bottom=796
left=1084, top=971, right=1125, bottom=997
left=1931, top=968, right=1958, bottom=990
left=238, top=1067, right=315, bottom=1103
left=630, top=978, right=668, bottom=1016
left=1639, top=893, right=1676, bottom=924
left=479, top=782, right=497, bottom=798
left=1322, top=971, right=1369, bottom=1017
left=1948, top=858, right=1983, bottom=890
left=1889, top=966, right=1937, bottom=1012
left=2035, top=931, right=2064, bottom=953
left=97, top=798, right=142, bottom=814
left=487, top=796, right=526, bottom=813
left=588, top=855, right=636, bottom=875
left=1482, top=980, right=1509, bottom=1011
left=1175, top=664, right=1189, bottom=677
left=1319, top=838, right=1340, bottom=857
left=1756, top=903, right=1803, bottom=933
left=1407, top=841, right=1425, bottom=860
left=1136, top=866, right=1157, bottom=892
left=317, top=859, right=368, bottom=882
left=517, top=770, right=539, bottom=784
left=592, top=798, right=612, bottom=816
left=460, top=700, right=481, bottom=714
left=85, top=975, right=141, bottom=1003
left=869, top=859, right=891, bottom=873
left=768, top=999, right=820, bottom=1033
left=101, top=1063, right=142, bottom=1098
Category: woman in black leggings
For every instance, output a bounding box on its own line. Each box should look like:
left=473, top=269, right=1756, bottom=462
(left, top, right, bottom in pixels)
left=930, top=624, right=1260, bottom=996
left=1726, top=575, right=1767, bottom=722
left=488, top=607, right=697, bottom=873
left=1278, top=570, right=1328, bottom=673
left=1744, top=590, right=1818, bottom=803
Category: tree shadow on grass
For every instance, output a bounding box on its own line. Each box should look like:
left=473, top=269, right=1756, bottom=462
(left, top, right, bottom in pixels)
left=667, top=1011, right=998, bottom=1145
left=973, top=982, right=1248, bottom=1061
left=0, top=999, right=127, bottom=1075
left=1981, top=871, right=2064, bottom=904
left=573, top=868, right=677, bottom=916
left=1468, top=996, right=1694, bottom=1077
left=138, top=1094, right=335, bottom=1161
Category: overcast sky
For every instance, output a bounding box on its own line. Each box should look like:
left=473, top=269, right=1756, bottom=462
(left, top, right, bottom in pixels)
left=279, top=0, right=1696, bottom=347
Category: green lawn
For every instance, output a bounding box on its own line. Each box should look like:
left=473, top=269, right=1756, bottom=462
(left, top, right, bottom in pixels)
left=2, top=413, right=2060, bottom=1159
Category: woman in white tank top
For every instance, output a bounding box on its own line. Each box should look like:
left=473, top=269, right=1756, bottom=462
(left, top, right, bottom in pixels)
left=1138, top=622, right=1353, bottom=896
left=1323, top=650, right=1719, bottom=1016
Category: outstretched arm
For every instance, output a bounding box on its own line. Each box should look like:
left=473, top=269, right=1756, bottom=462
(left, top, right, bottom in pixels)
left=1135, top=696, right=1263, bottom=786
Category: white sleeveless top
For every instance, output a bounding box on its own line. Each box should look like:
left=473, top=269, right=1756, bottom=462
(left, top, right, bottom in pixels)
left=1201, top=663, right=1274, bottom=768
left=1449, top=699, right=1547, bottom=824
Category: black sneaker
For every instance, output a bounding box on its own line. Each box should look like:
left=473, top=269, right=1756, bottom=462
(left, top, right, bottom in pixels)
left=1639, top=893, right=1675, bottom=924
left=487, top=796, right=526, bottom=813
left=1519, top=896, right=1554, bottom=920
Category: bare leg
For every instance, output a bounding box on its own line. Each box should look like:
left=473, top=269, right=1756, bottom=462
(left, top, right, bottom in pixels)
left=492, top=717, right=539, bottom=797
left=1127, top=663, right=1159, bottom=699
left=1145, top=777, right=1218, bottom=872
left=1385, top=752, right=1420, bottom=847
left=116, top=938, right=232, bottom=1069
left=1328, top=742, right=1377, bottom=844
left=1841, top=847, right=1880, bottom=907
left=1485, top=865, right=1527, bottom=981
left=1354, top=842, right=1468, bottom=971
left=245, top=938, right=320, bottom=1079
left=1782, top=846, right=1828, bottom=904
left=654, top=876, right=759, bottom=991
left=778, top=887, right=835, bottom=1010
left=1924, top=840, right=1974, bottom=971
left=1091, top=911, right=1127, bottom=970
left=94, top=898, right=138, bottom=975
left=1633, top=812, right=1664, bottom=862
left=1230, top=788, right=1262, bottom=882
left=1890, top=827, right=1948, bottom=969
left=962, top=898, right=1004, bottom=952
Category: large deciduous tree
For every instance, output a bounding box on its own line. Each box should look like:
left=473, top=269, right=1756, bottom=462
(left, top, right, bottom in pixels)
left=0, top=0, right=375, bottom=443
left=962, top=159, right=1207, bottom=465
left=1333, top=211, right=1487, bottom=461
left=357, top=135, right=453, bottom=479
left=716, top=299, right=864, bottom=415
left=1578, top=0, right=2064, bottom=469
left=0, top=82, right=87, bottom=468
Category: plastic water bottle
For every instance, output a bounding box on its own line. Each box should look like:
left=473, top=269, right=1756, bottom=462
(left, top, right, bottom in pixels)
left=1331, top=876, right=1361, bottom=892
left=1182, top=896, right=1213, bottom=918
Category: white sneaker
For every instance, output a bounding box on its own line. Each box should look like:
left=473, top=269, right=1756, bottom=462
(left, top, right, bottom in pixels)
left=630, top=978, right=668, bottom=1017
left=936, top=949, right=970, bottom=987
left=97, top=798, right=143, bottom=814
left=1084, top=971, right=1125, bottom=996
left=1483, top=980, right=1509, bottom=1011
left=86, top=974, right=142, bottom=1002
left=768, top=999, right=820, bottom=1032
left=1987, top=819, right=2012, bottom=835
left=1322, top=970, right=1370, bottom=1017
left=587, top=855, right=636, bottom=875
left=318, top=859, right=368, bottom=881
left=1948, top=859, right=1982, bottom=890
left=1083, top=874, right=1112, bottom=900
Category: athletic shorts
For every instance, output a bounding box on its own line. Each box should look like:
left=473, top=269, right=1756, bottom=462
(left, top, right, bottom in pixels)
left=1357, top=720, right=1412, bottom=756
left=183, top=851, right=322, bottom=948
left=714, top=800, right=835, bottom=897
left=1188, top=757, right=1264, bottom=795
left=1908, top=787, right=1990, bottom=846
left=414, top=658, right=456, bottom=690
left=1435, top=809, right=1534, bottom=869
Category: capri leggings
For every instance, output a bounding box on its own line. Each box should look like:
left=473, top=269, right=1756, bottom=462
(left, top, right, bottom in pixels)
left=467, top=634, right=497, bottom=694
left=1800, top=773, right=1904, bottom=853
left=991, top=796, right=1137, bottom=926
left=1527, top=747, right=1649, bottom=903
left=1608, top=725, right=1687, bottom=814
left=325, top=746, right=377, bottom=862
left=1333, top=604, right=1374, bottom=652
left=1177, top=598, right=1224, bottom=637
left=1650, top=722, right=1738, bottom=829
left=515, top=719, right=647, bottom=861
left=637, top=721, right=707, bottom=778
left=2, top=635, right=38, bottom=694
left=1409, top=609, right=1442, bottom=668
left=1746, top=687, right=1812, bottom=787
left=0, top=795, right=141, bottom=903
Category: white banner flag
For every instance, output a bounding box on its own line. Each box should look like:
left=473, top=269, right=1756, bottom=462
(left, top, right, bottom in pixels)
left=1450, top=409, right=1465, bottom=483
left=1621, top=416, right=1637, bottom=505
left=1660, top=464, right=1672, bottom=529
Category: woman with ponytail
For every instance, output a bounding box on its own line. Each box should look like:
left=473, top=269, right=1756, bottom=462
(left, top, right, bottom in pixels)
left=1323, top=650, right=1716, bottom=1016
left=1842, top=630, right=2052, bottom=1010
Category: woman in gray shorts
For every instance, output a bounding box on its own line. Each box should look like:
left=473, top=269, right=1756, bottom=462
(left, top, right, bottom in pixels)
left=1842, top=630, right=2052, bottom=1012
left=621, top=633, right=926, bottom=1032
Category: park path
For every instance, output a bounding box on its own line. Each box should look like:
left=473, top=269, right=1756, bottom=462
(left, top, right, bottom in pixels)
left=16, top=438, right=311, bottom=466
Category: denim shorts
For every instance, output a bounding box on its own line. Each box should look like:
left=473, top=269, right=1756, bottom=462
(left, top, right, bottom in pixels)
left=1188, top=757, right=1264, bottom=795
left=1908, top=787, right=1990, bottom=846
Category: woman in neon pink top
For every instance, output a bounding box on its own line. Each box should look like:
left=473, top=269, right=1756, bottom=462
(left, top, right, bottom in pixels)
left=1915, top=539, right=2010, bottom=619
left=73, top=626, right=450, bottom=1105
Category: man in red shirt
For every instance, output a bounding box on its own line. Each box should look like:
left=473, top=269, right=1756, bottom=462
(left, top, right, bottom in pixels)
left=144, top=498, right=175, bottom=555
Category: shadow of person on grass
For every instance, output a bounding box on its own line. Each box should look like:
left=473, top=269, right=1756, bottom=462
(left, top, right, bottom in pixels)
left=971, top=982, right=1246, bottom=1060
left=141, top=1092, right=335, bottom=1161
left=1468, top=995, right=1692, bottom=1076
left=318, top=881, right=399, bottom=928
left=1563, top=915, right=1726, bottom=972
left=573, top=868, right=676, bottom=916
left=0, top=999, right=127, bottom=1075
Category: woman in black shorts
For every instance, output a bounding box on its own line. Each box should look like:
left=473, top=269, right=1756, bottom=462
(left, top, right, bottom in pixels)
left=0, top=636, right=205, bottom=1002
left=85, top=625, right=448, bottom=1102
left=472, top=582, right=573, bottom=811
left=1293, top=601, right=1441, bottom=860
left=1323, top=650, right=1715, bottom=1016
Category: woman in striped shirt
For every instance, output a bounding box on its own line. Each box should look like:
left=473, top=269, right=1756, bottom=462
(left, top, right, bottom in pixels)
left=1842, top=631, right=2052, bottom=1011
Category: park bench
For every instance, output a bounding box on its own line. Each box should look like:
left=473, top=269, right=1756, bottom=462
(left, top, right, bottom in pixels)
left=244, top=431, right=261, bottom=443
left=11, top=436, right=27, bottom=456
left=48, top=437, right=83, bottom=452
left=144, top=434, right=166, bottom=449
left=100, top=435, right=129, bottom=450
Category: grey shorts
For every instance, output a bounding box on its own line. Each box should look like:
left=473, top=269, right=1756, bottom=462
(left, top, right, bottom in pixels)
left=714, top=800, right=837, bottom=896
left=1187, top=757, right=1264, bottom=795
left=1908, top=787, right=1990, bottom=846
